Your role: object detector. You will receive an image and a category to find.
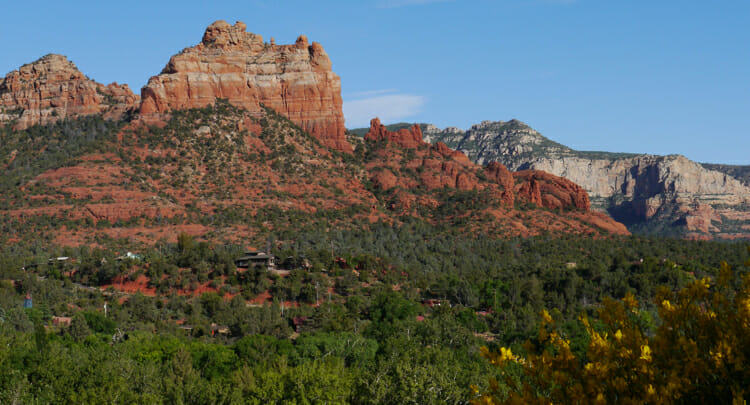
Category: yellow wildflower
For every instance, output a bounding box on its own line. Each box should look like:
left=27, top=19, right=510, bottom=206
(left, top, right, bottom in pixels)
left=710, top=348, right=723, bottom=367
left=590, top=332, right=608, bottom=350
left=640, top=344, right=652, bottom=362
left=662, top=300, right=674, bottom=311
left=614, top=329, right=623, bottom=341
left=541, top=309, right=553, bottom=324
left=495, top=347, right=518, bottom=363
left=623, top=292, right=639, bottom=309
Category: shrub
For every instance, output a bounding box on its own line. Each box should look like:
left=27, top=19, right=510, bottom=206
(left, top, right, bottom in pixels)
left=473, top=252, right=750, bottom=404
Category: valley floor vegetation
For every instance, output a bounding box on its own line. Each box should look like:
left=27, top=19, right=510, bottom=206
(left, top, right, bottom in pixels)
left=1, top=223, right=749, bottom=403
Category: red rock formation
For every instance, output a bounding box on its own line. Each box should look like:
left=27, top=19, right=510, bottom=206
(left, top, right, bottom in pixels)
left=371, top=169, right=399, bottom=190
left=140, top=20, right=350, bottom=152
left=517, top=176, right=543, bottom=206
left=514, top=170, right=591, bottom=211
left=431, top=141, right=472, bottom=164
left=0, top=54, right=138, bottom=129
left=484, top=162, right=515, bottom=205
left=365, top=118, right=424, bottom=149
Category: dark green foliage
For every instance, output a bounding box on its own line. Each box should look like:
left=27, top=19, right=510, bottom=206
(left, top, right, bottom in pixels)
left=69, top=312, right=90, bottom=342
left=0, top=115, right=125, bottom=211
left=82, top=311, right=116, bottom=334
left=0, top=233, right=747, bottom=402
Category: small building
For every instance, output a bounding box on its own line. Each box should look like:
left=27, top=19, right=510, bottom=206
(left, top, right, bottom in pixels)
left=52, top=316, right=72, bottom=326
left=235, top=251, right=276, bottom=269
left=211, top=323, right=230, bottom=336
left=292, top=316, right=308, bottom=333
left=116, top=252, right=142, bottom=261
left=422, top=299, right=450, bottom=308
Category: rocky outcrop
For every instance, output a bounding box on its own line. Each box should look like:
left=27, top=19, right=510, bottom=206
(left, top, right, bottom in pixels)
left=484, top=162, right=515, bottom=206
left=425, top=120, right=750, bottom=238
left=0, top=54, right=138, bottom=129
left=513, top=170, right=590, bottom=211
left=363, top=117, right=628, bottom=236
left=366, top=117, right=424, bottom=149
left=140, top=20, right=350, bottom=152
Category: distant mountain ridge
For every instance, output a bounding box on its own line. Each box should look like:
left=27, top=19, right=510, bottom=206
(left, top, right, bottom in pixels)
left=349, top=120, right=750, bottom=239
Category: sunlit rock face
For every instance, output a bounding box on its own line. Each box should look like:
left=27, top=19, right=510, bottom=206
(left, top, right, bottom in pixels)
left=0, top=54, right=138, bottom=129
left=140, top=20, right=351, bottom=152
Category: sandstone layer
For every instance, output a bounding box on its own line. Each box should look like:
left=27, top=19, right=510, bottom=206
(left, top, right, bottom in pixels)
left=0, top=54, right=138, bottom=129
left=423, top=120, right=750, bottom=238
left=140, top=20, right=350, bottom=152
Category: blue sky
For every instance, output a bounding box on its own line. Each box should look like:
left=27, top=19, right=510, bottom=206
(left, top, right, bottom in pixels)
left=2, top=0, right=748, bottom=164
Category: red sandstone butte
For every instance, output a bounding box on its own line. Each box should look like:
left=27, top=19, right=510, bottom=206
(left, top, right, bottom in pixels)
left=0, top=54, right=138, bottom=129
left=139, top=20, right=351, bottom=152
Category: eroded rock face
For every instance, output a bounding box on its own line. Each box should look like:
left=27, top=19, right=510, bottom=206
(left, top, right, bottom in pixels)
left=425, top=120, right=750, bottom=238
left=513, top=170, right=591, bottom=211
left=140, top=20, right=350, bottom=152
left=362, top=117, right=627, bottom=236
left=366, top=117, right=424, bottom=149
left=484, top=162, right=515, bottom=206
left=0, top=54, right=139, bottom=129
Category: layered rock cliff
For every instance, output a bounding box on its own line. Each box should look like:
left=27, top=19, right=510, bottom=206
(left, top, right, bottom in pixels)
left=422, top=120, right=750, bottom=238
left=140, top=20, right=350, bottom=152
left=0, top=54, right=138, bottom=129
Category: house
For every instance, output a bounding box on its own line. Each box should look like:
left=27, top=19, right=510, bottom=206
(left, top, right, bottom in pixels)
left=292, top=316, right=308, bottom=333
left=211, top=323, right=230, bottom=336
left=235, top=251, right=276, bottom=269
left=52, top=316, right=72, bottom=326
left=116, top=252, right=142, bottom=261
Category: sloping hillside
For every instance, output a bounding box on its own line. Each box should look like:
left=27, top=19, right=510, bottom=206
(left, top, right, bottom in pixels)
left=0, top=104, right=628, bottom=248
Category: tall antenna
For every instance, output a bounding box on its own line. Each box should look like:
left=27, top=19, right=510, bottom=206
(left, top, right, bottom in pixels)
left=315, top=282, right=320, bottom=307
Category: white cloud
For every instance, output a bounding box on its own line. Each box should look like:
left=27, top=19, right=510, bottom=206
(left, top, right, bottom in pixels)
left=344, top=94, right=426, bottom=128
left=348, top=88, right=398, bottom=98
left=377, top=0, right=453, bottom=8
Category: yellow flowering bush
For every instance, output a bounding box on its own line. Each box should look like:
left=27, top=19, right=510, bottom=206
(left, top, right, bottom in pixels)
left=473, top=253, right=750, bottom=404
